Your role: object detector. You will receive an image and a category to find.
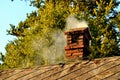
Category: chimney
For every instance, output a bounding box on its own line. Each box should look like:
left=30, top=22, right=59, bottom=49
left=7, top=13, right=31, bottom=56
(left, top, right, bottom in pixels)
left=64, top=27, right=92, bottom=60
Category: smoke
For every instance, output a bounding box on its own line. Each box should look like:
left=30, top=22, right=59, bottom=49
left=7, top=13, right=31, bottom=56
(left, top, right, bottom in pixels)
left=32, top=15, right=89, bottom=65
left=32, top=30, right=66, bottom=65
left=49, top=30, right=66, bottom=64
left=65, top=15, right=88, bottom=31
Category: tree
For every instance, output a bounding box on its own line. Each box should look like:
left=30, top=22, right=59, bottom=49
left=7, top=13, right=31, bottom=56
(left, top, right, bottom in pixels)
left=2, top=0, right=120, bottom=68
left=89, top=0, right=120, bottom=57
left=0, top=52, right=4, bottom=62
left=4, top=0, right=71, bottom=68
left=24, top=0, right=120, bottom=58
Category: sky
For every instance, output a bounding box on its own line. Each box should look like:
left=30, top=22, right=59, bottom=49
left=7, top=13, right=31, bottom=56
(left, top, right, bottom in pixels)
left=0, top=0, right=37, bottom=54
left=0, top=0, right=120, bottom=55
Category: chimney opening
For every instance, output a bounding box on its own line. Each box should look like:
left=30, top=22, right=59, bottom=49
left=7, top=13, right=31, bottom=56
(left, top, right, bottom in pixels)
left=71, top=33, right=80, bottom=43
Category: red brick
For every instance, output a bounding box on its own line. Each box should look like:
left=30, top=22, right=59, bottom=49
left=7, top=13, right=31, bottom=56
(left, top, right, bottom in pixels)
left=65, top=27, right=91, bottom=59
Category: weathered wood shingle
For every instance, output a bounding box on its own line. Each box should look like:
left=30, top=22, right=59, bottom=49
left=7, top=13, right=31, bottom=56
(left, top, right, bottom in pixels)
left=0, top=56, right=120, bottom=80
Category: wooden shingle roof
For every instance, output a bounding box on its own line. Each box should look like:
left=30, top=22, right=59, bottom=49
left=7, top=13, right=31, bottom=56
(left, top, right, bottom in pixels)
left=0, top=56, right=120, bottom=80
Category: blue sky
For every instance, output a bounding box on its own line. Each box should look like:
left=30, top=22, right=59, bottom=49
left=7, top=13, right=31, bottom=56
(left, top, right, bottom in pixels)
left=0, top=0, right=120, bottom=55
left=0, top=0, right=36, bottom=54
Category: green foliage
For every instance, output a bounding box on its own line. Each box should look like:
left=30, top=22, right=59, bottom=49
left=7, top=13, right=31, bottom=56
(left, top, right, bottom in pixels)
left=0, top=52, right=3, bottom=61
left=2, top=0, right=120, bottom=69
left=89, top=0, right=120, bottom=58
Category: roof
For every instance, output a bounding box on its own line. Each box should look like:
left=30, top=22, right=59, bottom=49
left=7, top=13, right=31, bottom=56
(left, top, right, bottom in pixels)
left=0, top=56, right=120, bottom=80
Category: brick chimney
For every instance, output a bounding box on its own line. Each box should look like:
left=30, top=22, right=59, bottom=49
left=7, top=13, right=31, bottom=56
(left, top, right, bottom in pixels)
left=64, top=27, right=92, bottom=59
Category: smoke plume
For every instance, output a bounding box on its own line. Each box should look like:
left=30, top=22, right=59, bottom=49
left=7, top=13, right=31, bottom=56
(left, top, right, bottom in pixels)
left=32, top=15, right=89, bottom=65
left=65, top=15, right=88, bottom=31
left=32, top=30, right=66, bottom=65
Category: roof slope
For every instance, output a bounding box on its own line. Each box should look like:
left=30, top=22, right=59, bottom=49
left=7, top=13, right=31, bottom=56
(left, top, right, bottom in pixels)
left=0, top=56, right=120, bottom=80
